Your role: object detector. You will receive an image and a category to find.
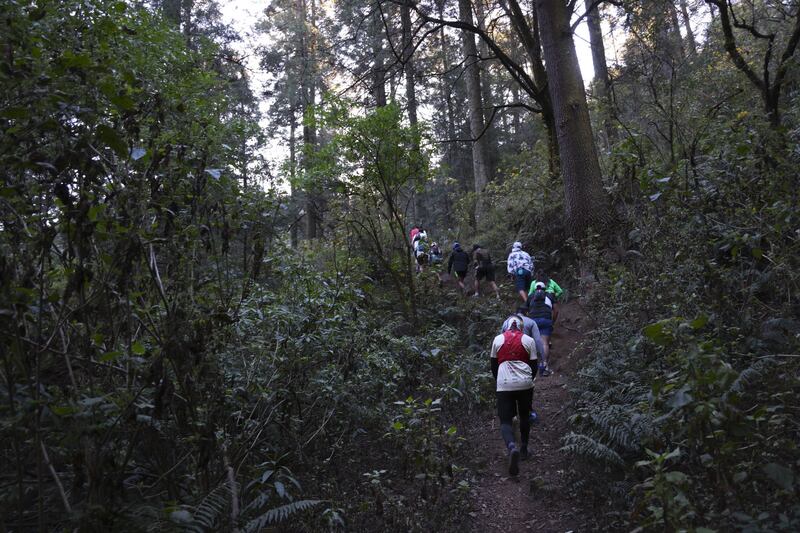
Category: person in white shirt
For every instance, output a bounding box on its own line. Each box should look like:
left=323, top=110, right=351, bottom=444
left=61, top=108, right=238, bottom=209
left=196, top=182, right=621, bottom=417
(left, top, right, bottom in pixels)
left=490, top=315, right=538, bottom=475
left=506, top=241, right=534, bottom=303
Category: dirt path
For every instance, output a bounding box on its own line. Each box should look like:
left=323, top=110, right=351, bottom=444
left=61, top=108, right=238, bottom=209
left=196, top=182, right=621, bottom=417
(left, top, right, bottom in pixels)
left=465, top=300, right=595, bottom=532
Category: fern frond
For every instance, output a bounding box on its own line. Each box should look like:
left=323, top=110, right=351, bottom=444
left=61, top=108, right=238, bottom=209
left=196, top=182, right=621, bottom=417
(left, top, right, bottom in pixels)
left=724, top=357, right=779, bottom=400
left=191, top=480, right=239, bottom=532
left=560, top=432, right=625, bottom=466
left=244, top=499, right=322, bottom=532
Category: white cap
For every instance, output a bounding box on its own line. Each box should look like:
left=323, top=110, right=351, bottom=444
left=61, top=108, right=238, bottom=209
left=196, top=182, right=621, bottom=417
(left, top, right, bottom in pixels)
left=507, top=315, right=524, bottom=330
left=534, top=281, right=546, bottom=289
left=512, top=241, right=522, bottom=251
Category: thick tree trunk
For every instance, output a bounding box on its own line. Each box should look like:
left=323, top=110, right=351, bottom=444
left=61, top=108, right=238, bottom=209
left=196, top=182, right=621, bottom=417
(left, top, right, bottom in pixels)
left=458, top=0, right=490, bottom=227
left=534, top=0, right=611, bottom=237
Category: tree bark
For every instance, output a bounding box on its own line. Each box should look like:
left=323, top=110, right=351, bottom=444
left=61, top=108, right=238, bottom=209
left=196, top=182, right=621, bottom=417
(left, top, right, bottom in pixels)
left=534, top=0, right=611, bottom=237
left=502, top=0, right=559, bottom=177
left=474, top=0, right=497, bottom=178
left=458, top=0, right=490, bottom=227
left=300, top=0, right=319, bottom=239
left=371, top=9, right=387, bottom=108
left=584, top=0, right=616, bottom=144
left=401, top=1, right=424, bottom=222
left=679, top=0, right=697, bottom=56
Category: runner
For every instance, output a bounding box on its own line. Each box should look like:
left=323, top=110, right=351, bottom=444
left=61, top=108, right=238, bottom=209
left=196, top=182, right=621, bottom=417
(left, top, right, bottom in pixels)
left=506, top=241, right=534, bottom=303
left=500, top=307, right=545, bottom=361
left=471, top=244, right=500, bottom=298
left=527, top=281, right=555, bottom=374
left=490, top=315, right=538, bottom=475
left=447, top=242, right=470, bottom=294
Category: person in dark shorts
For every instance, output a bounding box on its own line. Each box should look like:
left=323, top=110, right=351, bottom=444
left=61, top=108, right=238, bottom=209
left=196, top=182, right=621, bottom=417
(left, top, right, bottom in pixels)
left=490, top=315, right=538, bottom=475
left=527, top=281, right=554, bottom=373
left=471, top=244, right=500, bottom=298
left=447, top=242, right=470, bottom=294
left=506, top=241, right=534, bottom=303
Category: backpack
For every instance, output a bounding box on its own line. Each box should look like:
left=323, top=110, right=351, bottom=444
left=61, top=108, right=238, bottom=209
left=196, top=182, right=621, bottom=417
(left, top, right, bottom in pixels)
left=477, top=248, right=492, bottom=268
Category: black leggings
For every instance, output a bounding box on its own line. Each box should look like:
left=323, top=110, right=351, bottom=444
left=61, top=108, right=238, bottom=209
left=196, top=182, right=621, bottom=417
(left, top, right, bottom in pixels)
left=496, top=388, right=533, bottom=448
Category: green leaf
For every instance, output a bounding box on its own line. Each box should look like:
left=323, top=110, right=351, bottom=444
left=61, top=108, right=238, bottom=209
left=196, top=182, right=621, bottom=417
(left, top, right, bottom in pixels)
left=96, top=125, right=128, bottom=158
left=100, top=351, right=122, bottom=362
left=274, top=481, right=286, bottom=499
left=643, top=322, right=671, bottom=345
left=446, top=426, right=457, bottom=436
left=751, top=247, right=763, bottom=259
left=1, top=107, right=30, bottom=119
left=763, top=463, right=794, bottom=491
left=690, top=315, right=709, bottom=330
left=91, top=332, right=105, bottom=345
left=110, top=94, right=136, bottom=111
left=392, top=421, right=404, bottom=430
left=131, top=341, right=146, bottom=355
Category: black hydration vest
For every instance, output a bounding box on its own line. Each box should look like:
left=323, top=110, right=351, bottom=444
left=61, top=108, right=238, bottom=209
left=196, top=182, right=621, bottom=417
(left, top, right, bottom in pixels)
left=527, top=289, right=552, bottom=320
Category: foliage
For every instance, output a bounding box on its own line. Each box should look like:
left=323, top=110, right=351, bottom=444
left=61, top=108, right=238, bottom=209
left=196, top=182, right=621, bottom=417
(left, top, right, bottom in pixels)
left=566, top=103, right=800, bottom=530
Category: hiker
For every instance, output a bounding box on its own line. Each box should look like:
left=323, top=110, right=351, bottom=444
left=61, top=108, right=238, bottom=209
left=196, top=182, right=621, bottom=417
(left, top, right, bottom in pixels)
left=501, top=307, right=546, bottom=372
left=527, top=281, right=555, bottom=373
left=429, top=242, right=443, bottom=265
left=471, top=244, right=500, bottom=298
left=490, top=315, right=538, bottom=475
left=409, top=225, right=420, bottom=243
left=413, top=235, right=429, bottom=273
left=529, top=271, right=563, bottom=324
left=506, top=241, right=534, bottom=303
left=447, top=242, right=470, bottom=294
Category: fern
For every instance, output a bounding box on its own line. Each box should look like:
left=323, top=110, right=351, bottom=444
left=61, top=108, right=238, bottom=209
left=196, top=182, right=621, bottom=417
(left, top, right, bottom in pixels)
left=560, top=432, right=625, bottom=466
left=723, top=357, right=780, bottom=401
left=243, top=499, right=322, bottom=532
left=190, top=480, right=239, bottom=532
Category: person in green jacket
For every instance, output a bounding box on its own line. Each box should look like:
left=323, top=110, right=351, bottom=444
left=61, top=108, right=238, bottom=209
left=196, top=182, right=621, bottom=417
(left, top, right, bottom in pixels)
left=529, top=272, right=563, bottom=321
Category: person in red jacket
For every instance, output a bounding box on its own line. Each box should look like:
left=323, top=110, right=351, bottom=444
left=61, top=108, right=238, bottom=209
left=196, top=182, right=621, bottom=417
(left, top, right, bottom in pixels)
left=490, top=315, right=538, bottom=475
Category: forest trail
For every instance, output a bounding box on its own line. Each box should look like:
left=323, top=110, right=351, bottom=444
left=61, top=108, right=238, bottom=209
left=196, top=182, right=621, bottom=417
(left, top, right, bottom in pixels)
left=464, top=299, right=595, bottom=532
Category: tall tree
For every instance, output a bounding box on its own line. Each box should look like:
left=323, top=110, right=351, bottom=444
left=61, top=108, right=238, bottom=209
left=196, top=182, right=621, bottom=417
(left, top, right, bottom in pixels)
left=584, top=0, right=616, bottom=143
left=458, top=0, right=491, bottom=226
left=534, top=0, right=611, bottom=236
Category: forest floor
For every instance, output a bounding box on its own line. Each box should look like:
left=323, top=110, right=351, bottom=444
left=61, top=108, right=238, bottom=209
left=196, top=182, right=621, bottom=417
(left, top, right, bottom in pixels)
left=463, top=299, right=597, bottom=532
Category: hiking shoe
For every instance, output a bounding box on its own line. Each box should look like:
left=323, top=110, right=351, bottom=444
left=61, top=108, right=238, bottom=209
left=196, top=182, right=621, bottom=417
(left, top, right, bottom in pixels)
left=539, top=366, right=552, bottom=377
left=508, top=445, right=520, bottom=475
left=529, top=410, right=539, bottom=424
left=472, top=292, right=479, bottom=298
left=520, top=446, right=529, bottom=461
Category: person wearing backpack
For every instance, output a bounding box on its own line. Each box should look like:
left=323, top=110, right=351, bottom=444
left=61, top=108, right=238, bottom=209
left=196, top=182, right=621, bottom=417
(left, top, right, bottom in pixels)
left=527, top=281, right=555, bottom=374
left=471, top=244, right=500, bottom=298
left=490, top=315, right=538, bottom=475
left=529, top=271, right=563, bottom=324
left=447, top=242, right=470, bottom=294
left=413, top=235, right=429, bottom=273
left=506, top=241, right=534, bottom=303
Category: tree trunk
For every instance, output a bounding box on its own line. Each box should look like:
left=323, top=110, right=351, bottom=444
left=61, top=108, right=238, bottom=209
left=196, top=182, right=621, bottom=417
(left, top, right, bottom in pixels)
left=474, top=0, right=497, bottom=178
left=679, top=0, right=697, bottom=56
left=534, top=0, right=611, bottom=237
left=503, top=0, right=559, bottom=177
left=584, top=0, right=616, bottom=144
left=289, top=112, right=299, bottom=248
left=458, top=0, right=490, bottom=228
left=301, top=0, right=318, bottom=239
left=371, top=9, right=387, bottom=108
left=401, top=1, right=424, bottom=222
